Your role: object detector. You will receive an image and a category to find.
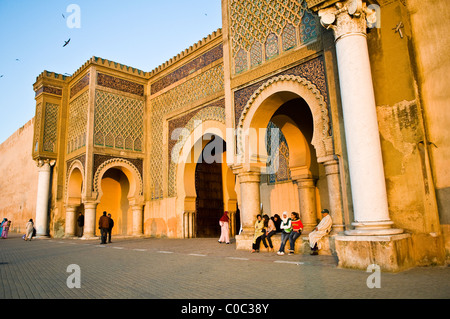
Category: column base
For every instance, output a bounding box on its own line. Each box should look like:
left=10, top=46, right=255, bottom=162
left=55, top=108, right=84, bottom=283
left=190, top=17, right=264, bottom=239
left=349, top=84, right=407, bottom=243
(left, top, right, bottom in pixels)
left=345, top=220, right=404, bottom=236
left=335, top=233, right=415, bottom=272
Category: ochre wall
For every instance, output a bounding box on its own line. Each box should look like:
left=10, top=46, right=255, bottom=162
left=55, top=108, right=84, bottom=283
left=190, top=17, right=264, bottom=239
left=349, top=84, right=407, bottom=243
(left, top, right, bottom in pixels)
left=0, top=119, right=38, bottom=234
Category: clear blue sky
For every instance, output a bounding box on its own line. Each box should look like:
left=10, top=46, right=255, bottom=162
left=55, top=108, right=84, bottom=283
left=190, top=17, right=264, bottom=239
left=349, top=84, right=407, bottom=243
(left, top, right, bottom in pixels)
left=0, top=0, right=222, bottom=144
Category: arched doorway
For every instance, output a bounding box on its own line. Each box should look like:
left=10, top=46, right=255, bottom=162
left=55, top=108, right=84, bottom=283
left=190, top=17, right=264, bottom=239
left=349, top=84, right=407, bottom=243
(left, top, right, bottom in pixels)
left=90, top=158, right=144, bottom=238
left=65, top=161, right=84, bottom=237
left=235, top=75, right=344, bottom=238
left=96, top=168, right=130, bottom=236
left=174, top=120, right=237, bottom=239
left=195, top=137, right=225, bottom=238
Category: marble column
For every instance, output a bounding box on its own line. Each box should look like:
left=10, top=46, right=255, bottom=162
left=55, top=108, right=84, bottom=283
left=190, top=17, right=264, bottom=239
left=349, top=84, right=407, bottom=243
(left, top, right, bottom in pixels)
left=295, top=178, right=317, bottom=233
left=323, top=156, right=345, bottom=233
left=65, top=205, right=78, bottom=237
left=82, top=202, right=98, bottom=238
left=34, top=159, right=55, bottom=237
left=237, top=171, right=261, bottom=235
left=132, top=204, right=144, bottom=236
left=317, top=0, right=402, bottom=235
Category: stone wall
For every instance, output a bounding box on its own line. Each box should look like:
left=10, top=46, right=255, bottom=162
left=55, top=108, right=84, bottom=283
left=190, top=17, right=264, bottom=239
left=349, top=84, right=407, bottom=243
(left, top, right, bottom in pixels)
left=0, top=118, right=38, bottom=234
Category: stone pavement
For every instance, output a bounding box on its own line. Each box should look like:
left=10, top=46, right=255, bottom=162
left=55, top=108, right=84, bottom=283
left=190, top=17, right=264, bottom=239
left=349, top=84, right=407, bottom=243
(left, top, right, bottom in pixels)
left=1, top=232, right=449, bottom=306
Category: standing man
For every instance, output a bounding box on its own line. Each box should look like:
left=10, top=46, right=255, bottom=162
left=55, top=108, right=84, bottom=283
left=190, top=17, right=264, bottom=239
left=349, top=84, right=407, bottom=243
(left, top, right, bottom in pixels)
left=77, top=212, right=84, bottom=237
left=98, top=211, right=110, bottom=244
left=107, top=213, right=114, bottom=243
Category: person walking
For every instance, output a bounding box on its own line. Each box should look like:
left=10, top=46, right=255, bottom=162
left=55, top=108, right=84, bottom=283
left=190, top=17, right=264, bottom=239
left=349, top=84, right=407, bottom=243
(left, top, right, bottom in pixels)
left=218, top=211, right=230, bottom=244
left=0, top=218, right=6, bottom=236
left=261, top=214, right=276, bottom=252
left=251, top=214, right=265, bottom=253
left=107, top=213, right=114, bottom=243
left=277, top=212, right=292, bottom=255
left=98, top=211, right=110, bottom=244
left=25, top=219, right=34, bottom=241
left=77, top=212, right=84, bottom=237
left=1, top=219, right=11, bottom=238
left=288, top=212, right=303, bottom=255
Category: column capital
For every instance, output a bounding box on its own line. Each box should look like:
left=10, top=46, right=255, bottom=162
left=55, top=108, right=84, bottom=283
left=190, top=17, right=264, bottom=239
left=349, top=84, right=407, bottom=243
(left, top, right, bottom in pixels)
left=35, top=158, right=56, bottom=169
left=314, top=0, right=377, bottom=41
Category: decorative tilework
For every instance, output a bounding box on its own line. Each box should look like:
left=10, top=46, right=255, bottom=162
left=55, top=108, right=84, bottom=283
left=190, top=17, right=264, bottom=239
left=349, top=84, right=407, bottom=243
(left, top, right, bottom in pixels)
left=250, top=41, right=263, bottom=67
left=150, top=63, right=224, bottom=199
left=33, top=103, right=42, bottom=153
left=151, top=45, right=223, bottom=95
left=300, top=10, right=319, bottom=44
left=93, top=154, right=143, bottom=184
left=266, top=122, right=291, bottom=184
left=234, top=56, right=328, bottom=127
left=229, top=0, right=319, bottom=75
left=43, top=103, right=59, bottom=153
left=235, top=49, right=248, bottom=74
left=67, top=90, right=89, bottom=154
left=97, top=73, right=144, bottom=97
left=94, top=90, right=144, bottom=152
left=265, top=33, right=279, bottom=60
left=282, top=23, right=297, bottom=51
left=70, top=73, right=90, bottom=98
left=35, top=86, right=62, bottom=97
left=167, top=104, right=226, bottom=197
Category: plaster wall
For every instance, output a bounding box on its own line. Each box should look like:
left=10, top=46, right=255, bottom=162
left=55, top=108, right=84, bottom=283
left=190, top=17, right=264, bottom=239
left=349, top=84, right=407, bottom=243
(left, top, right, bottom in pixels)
left=0, top=119, right=38, bottom=234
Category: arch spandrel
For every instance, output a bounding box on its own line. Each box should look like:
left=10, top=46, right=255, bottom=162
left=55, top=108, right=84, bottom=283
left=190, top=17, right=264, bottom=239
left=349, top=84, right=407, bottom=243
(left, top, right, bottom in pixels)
left=92, top=158, right=144, bottom=205
left=236, top=75, right=333, bottom=162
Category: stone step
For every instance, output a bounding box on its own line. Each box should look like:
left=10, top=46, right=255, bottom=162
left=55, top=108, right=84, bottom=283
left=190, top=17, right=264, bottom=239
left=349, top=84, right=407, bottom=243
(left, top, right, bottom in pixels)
left=235, top=232, right=335, bottom=255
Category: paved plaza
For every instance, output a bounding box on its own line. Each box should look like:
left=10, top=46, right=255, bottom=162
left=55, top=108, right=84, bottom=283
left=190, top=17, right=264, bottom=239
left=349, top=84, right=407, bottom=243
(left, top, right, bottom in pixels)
left=1, top=232, right=449, bottom=310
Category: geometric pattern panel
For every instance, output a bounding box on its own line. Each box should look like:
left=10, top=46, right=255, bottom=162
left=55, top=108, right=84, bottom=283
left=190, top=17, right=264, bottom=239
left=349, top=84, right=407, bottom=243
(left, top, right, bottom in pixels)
left=150, top=63, right=224, bottom=199
left=266, top=121, right=291, bottom=184
left=43, top=103, right=59, bottom=153
left=33, top=102, right=42, bottom=153
left=94, top=90, right=144, bottom=152
left=230, top=0, right=319, bottom=75
left=67, top=90, right=89, bottom=154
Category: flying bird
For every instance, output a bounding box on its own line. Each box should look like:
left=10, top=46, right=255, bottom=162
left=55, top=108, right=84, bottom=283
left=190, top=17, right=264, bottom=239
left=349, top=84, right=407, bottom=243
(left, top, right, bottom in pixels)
left=62, top=13, right=65, bottom=19
left=63, top=38, right=71, bottom=47
left=0, top=75, right=3, bottom=78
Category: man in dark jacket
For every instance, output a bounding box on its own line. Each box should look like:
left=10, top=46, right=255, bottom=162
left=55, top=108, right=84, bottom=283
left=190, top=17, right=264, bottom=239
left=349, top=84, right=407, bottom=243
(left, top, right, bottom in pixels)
left=107, top=213, right=114, bottom=243
left=98, top=211, right=110, bottom=244
left=77, top=212, right=84, bottom=237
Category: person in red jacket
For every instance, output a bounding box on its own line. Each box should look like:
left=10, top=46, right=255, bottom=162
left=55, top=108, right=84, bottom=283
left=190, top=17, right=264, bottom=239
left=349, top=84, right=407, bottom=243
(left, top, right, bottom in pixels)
left=288, top=212, right=303, bottom=255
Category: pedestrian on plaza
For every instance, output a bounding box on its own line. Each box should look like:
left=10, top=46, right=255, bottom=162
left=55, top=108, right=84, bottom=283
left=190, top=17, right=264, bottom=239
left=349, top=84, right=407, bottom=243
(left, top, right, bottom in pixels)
left=1, top=219, right=11, bottom=238
left=107, top=213, right=114, bottom=243
left=288, top=212, right=303, bottom=255
left=309, top=209, right=332, bottom=255
left=25, top=219, right=34, bottom=241
left=98, top=211, right=110, bottom=244
left=0, top=218, right=6, bottom=236
left=251, top=214, right=265, bottom=253
left=77, top=212, right=84, bottom=237
left=218, top=211, right=230, bottom=244
left=277, top=212, right=292, bottom=255
left=261, top=214, right=276, bottom=252
left=272, top=214, right=281, bottom=233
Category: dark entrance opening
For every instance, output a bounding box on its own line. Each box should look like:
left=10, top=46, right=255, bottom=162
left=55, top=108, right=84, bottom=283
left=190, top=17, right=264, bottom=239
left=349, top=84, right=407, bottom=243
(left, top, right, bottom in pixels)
left=195, top=137, right=224, bottom=238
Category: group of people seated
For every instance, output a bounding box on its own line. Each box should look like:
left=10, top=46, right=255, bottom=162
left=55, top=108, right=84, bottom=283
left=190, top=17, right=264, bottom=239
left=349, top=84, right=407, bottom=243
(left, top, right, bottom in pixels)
left=251, top=209, right=332, bottom=255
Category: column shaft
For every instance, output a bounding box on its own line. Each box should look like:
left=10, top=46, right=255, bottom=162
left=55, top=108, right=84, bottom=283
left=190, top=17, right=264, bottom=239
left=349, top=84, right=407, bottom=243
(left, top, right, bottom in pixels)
left=35, top=161, right=53, bottom=237
left=237, top=171, right=261, bottom=234
left=83, top=202, right=98, bottom=238
left=65, top=205, right=78, bottom=237
left=296, top=179, right=317, bottom=233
